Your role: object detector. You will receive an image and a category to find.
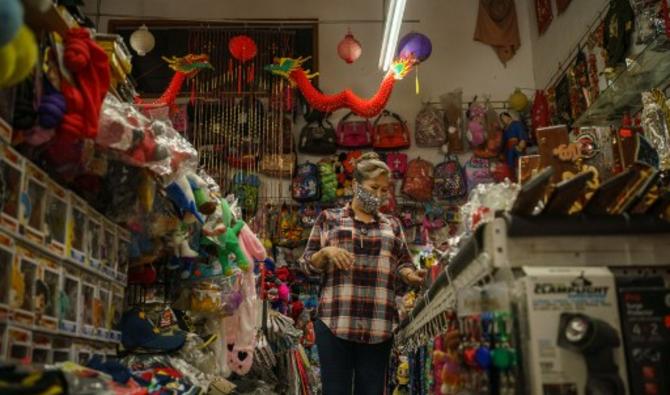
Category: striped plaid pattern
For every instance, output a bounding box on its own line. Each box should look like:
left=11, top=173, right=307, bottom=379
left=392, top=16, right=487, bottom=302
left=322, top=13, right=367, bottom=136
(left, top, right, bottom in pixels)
left=300, top=204, right=415, bottom=344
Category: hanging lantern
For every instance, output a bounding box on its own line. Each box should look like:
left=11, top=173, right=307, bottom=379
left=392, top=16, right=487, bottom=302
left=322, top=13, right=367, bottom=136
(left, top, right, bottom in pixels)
left=129, top=25, right=155, bottom=56
left=337, top=30, right=362, bottom=64
left=397, top=32, right=432, bottom=63
left=229, top=35, right=257, bottom=62
left=508, top=88, right=529, bottom=112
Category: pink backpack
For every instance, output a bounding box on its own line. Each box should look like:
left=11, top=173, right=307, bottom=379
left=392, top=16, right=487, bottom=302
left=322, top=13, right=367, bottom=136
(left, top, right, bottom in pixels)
left=464, top=156, right=494, bottom=193
left=386, top=152, right=408, bottom=179
left=336, top=112, right=373, bottom=148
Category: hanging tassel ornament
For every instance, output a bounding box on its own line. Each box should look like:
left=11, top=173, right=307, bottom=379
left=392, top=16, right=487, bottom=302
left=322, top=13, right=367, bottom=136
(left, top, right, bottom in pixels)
left=415, top=65, right=420, bottom=95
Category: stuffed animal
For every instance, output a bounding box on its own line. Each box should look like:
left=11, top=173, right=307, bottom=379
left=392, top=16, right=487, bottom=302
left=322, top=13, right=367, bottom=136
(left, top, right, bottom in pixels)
left=392, top=357, right=410, bottom=395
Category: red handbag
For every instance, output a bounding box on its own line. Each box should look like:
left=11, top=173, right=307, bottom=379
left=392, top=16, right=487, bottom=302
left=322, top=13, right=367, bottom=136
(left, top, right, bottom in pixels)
left=336, top=112, right=373, bottom=148
left=373, top=110, right=411, bottom=150
left=386, top=152, right=408, bottom=179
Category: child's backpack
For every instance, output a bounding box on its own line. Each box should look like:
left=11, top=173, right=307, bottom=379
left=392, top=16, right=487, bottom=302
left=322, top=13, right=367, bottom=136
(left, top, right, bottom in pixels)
left=380, top=180, right=398, bottom=214
left=318, top=160, right=338, bottom=203
left=464, top=156, right=495, bottom=193
left=292, top=162, right=321, bottom=202
left=402, top=158, right=434, bottom=202
left=386, top=152, right=408, bottom=179
left=415, top=103, right=446, bottom=147
left=232, top=172, right=260, bottom=214
left=433, top=155, right=467, bottom=200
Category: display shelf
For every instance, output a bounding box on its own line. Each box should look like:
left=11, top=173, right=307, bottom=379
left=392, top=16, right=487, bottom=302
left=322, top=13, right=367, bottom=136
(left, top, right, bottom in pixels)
left=574, top=35, right=670, bottom=126
left=0, top=226, right=125, bottom=288
left=7, top=320, right=120, bottom=346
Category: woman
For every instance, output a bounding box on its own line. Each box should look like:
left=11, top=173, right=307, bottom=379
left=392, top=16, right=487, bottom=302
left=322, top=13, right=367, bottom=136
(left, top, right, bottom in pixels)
left=300, top=152, right=425, bottom=395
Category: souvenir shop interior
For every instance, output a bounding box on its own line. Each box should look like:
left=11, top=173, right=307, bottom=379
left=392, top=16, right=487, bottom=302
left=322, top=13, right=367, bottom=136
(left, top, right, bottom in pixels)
left=0, top=0, right=669, bottom=394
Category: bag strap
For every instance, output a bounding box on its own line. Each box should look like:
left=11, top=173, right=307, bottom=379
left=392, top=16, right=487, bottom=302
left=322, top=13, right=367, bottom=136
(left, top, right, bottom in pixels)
left=373, top=110, right=405, bottom=128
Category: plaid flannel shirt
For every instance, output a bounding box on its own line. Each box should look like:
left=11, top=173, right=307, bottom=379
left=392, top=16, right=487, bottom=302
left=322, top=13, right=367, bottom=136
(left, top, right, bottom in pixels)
left=299, top=204, right=415, bottom=344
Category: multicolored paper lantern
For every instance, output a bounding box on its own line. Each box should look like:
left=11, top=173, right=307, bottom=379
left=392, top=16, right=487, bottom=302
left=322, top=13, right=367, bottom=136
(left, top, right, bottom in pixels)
left=229, top=35, right=257, bottom=62
left=337, top=30, right=362, bottom=64
left=397, top=32, right=432, bottom=63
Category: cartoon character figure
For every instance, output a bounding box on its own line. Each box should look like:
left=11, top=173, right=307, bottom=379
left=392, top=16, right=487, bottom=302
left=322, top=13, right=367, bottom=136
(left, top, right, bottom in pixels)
left=392, top=357, right=410, bottom=395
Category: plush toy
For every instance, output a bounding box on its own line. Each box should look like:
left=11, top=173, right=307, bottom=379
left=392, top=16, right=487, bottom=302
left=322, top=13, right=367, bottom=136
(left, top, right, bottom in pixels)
left=188, top=173, right=217, bottom=215
left=0, top=0, right=23, bottom=47
left=165, top=175, right=204, bottom=223
left=0, top=25, right=38, bottom=89
left=392, top=357, right=410, bottom=395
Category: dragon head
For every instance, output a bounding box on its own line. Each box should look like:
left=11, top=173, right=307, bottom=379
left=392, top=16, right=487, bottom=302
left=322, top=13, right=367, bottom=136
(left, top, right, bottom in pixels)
left=163, top=54, right=214, bottom=76
left=264, top=56, right=317, bottom=81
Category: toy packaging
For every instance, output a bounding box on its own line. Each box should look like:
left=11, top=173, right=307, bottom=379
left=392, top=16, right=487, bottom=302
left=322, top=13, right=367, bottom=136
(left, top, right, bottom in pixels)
left=100, top=219, right=117, bottom=278
left=0, top=233, right=15, bottom=322
left=45, top=179, right=69, bottom=257
left=518, top=266, right=629, bottom=395
left=32, top=333, right=52, bottom=364
left=38, top=257, right=61, bottom=331
left=11, top=247, right=41, bottom=326
left=97, top=285, right=111, bottom=339
left=116, top=226, right=130, bottom=284
left=81, top=279, right=96, bottom=336
left=20, top=163, right=49, bottom=245
left=1, top=325, right=32, bottom=363
left=0, top=144, right=25, bottom=234
left=60, top=270, right=81, bottom=334
left=67, top=192, right=89, bottom=265
left=52, top=338, right=73, bottom=363
left=87, top=208, right=104, bottom=271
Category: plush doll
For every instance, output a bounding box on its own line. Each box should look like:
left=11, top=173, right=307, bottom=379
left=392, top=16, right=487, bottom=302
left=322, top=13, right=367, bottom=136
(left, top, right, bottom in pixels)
left=165, top=175, right=204, bottom=224
left=392, top=357, right=410, bottom=395
left=187, top=173, right=217, bottom=215
left=466, top=102, right=487, bottom=148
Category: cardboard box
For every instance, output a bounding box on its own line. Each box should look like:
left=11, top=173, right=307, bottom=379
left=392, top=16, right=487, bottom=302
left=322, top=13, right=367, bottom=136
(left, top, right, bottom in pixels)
left=44, top=179, right=69, bottom=257
left=80, top=280, right=96, bottom=336
left=0, top=233, right=16, bottom=322
left=1, top=325, right=32, bottom=363
left=59, top=269, right=80, bottom=334
left=0, top=144, right=25, bottom=234
left=519, top=266, right=629, bottom=395
left=97, top=285, right=111, bottom=339
left=52, top=337, right=73, bottom=363
left=66, top=192, right=88, bottom=265
left=19, top=163, right=50, bottom=245
left=37, top=257, right=61, bottom=331
left=100, top=219, right=117, bottom=278
left=11, top=248, right=41, bottom=326
left=32, top=333, right=53, bottom=365
left=86, top=208, right=103, bottom=272
left=116, top=226, right=130, bottom=284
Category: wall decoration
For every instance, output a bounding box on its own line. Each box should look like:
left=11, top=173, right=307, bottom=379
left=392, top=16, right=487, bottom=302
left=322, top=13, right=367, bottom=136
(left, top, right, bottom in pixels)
left=266, top=56, right=414, bottom=117
left=535, top=0, right=553, bottom=35
left=337, top=30, right=362, bottom=64
left=474, top=0, right=521, bottom=65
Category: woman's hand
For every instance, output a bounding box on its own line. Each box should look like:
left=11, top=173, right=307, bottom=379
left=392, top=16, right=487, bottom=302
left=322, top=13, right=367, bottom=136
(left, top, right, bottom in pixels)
left=401, top=268, right=427, bottom=287
left=323, top=246, right=355, bottom=270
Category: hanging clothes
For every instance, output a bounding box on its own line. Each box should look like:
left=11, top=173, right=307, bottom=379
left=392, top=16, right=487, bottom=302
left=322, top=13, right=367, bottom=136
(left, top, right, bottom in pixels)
left=535, top=0, right=553, bottom=35
left=474, top=0, right=521, bottom=65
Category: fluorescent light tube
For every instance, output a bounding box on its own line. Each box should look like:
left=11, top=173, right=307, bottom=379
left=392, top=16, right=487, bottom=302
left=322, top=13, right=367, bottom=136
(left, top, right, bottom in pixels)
left=379, top=0, right=407, bottom=72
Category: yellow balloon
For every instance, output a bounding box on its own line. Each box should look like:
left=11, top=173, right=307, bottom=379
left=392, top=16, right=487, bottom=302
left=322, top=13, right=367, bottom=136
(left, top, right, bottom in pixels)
left=1, top=25, right=38, bottom=88
left=508, top=88, right=529, bottom=112
left=0, top=42, right=17, bottom=84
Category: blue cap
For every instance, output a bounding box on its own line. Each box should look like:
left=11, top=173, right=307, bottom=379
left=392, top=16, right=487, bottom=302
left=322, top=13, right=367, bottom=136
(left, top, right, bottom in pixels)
left=119, top=308, right=186, bottom=352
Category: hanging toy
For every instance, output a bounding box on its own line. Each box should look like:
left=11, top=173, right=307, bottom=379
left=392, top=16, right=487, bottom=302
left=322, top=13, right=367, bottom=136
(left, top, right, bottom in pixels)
left=229, top=35, right=257, bottom=93
left=507, top=88, right=529, bottom=112
left=392, top=356, right=410, bottom=395
left=265, top=56, right=415, bottom=118
left=337, top=29, right=362, bottom=64
left=397, top=32, right=432, bottom=95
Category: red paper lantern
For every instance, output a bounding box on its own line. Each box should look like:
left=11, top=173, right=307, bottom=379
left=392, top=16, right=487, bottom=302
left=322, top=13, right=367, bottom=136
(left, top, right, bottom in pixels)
left=229, top=35, right=257, bottom=62
left=337, top=31, right=362, bottom=64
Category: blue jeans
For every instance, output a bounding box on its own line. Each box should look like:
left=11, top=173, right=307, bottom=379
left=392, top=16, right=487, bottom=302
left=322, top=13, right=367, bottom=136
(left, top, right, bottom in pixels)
left=314, top=319, right=393, bottom=395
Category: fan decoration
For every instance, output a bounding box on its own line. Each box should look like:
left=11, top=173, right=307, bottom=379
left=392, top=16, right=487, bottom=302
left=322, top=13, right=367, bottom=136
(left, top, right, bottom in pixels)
left=337, top=30, right=362, bottom=64
left=265, top=56, right=414, bottom=117
left=396, top=32, right=432, bottom=94
left=229, top=35, right=258, bottom=93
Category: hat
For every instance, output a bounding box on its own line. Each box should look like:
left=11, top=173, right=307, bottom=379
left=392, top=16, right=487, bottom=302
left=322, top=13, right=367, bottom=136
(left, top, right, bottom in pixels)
left=119, top=307, right=186, bottom=352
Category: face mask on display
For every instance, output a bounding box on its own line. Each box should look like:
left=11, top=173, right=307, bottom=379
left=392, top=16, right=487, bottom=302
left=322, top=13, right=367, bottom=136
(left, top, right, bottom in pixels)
left=354, top=183, right=386, bottom=214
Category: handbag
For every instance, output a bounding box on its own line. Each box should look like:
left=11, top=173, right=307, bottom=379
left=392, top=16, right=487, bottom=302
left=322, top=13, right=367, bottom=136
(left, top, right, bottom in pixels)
left=336, top=112, right=373, bottom=148
left=373, top=110, right=411, bottom=150
left=298, top=119, right=337, bottom=155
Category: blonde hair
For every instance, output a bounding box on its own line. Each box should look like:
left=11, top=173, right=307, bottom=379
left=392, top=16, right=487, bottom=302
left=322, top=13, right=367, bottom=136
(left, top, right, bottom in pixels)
left=353, top=152, right=390, bottom=182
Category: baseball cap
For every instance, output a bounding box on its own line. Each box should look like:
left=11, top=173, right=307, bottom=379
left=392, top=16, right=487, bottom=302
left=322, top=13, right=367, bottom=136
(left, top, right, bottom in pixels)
left=119, top=307, right=186, bottom=352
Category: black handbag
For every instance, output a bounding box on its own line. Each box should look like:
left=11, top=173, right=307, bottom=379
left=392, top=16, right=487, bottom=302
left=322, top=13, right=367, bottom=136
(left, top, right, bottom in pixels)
left=298, top=119, right=337, bottom=155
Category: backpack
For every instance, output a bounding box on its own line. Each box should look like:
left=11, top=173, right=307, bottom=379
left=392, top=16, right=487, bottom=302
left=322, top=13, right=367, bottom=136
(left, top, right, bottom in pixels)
left=232, top=172, right=260, bottom=214
left=402, top=158, right=434, bottom=202
left=292, top=162, right=321, bottom=202
left=342, top=151, right=362, bottom=176
left=318, top=161, right=338, bottom=203
left=464, top=156, right=494, bottom=193
left=415, top=103, right=446, bottom=147
left=373, top=110, right=411, bottom=150
left=433, top=155, right=467, bottom=200
left=336, top=112, right=373, bottom=148
left=299, top=119, right=337, bottom=155
left=386, top=152, right=408, bottom=179
left=380, top=180, right=398, bottom=214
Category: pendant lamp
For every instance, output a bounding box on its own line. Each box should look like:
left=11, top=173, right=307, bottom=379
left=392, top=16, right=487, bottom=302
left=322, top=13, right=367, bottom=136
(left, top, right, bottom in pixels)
left=130, top=25, right=155, bottom=56
left=337, top=30, right=362, bottom=64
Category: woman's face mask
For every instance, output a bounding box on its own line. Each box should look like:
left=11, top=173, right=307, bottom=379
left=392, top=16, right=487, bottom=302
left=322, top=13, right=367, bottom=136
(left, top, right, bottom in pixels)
left=354, top=183, right=387, bottom=214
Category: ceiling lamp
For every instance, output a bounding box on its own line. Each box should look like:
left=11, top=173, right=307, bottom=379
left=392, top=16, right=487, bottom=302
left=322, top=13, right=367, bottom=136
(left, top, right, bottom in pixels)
left=130, top=24, right=155, bottom=56
left=379, top=0, right=407, bottom=72
left=337, top=30, right=362, bottom=64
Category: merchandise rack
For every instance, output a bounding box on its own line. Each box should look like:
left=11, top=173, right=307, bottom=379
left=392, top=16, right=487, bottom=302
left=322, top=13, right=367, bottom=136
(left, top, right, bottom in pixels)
left=396, top=214, right=670, bottom=341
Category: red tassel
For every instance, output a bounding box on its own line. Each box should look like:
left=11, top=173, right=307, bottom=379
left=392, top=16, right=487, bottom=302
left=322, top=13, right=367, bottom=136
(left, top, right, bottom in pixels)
left=237, top=65, right=242, bottom=94
left=190, top=81, right=196, bottom=106
left=228, top=59, right=233, bottom=76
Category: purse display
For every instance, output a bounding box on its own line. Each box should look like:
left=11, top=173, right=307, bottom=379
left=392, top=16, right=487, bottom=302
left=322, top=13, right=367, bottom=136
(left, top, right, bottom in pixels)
left=299, top=119, right=337, bottom=155
left=373, top=110, right=411, bottom=150
left=336, top=112, right=373, bottom=148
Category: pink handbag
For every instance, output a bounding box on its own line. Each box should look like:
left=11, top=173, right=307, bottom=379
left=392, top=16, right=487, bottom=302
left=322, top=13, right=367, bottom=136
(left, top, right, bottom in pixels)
left=336, top=112, right=373, bottom=148
left=386, top=152, right=408, bottom=179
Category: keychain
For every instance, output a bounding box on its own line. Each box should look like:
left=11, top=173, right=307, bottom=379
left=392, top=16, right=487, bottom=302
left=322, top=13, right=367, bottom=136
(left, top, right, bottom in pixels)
left=492, top=311, right=517, bottom=395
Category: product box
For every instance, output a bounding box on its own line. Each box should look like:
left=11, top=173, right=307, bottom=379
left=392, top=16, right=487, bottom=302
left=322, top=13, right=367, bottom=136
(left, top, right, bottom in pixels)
left=0, top=233, right=16, bottom=322
left=19, top=163, right=49, bottom=245
left=110, top=285, right=124, bottom=342
left=116, top=226, right=130, bottom=284
left=31, top=333, right=53, bottom=365
left=73, top=342, right=92, bottom=365
left=52, top=337, right=73, bottom=363
left=0, top=144, right=25, bottom=234
left=518, top=266, right=629, bottom=395
left=616, top=285, right=670, bottom=395
left=80, top=280, right=97, bottom=337
left=38, top=257, right=61, bottom=331
left=11, top=247, right=41, bottom=326
left=100, top=219, right=117, bottom=278
left=86, top=208, right=103, bottom=272
left=97, top=285, right=111, bottom=339
left=1, top=325, right=32, bottom=363
left=66, top=192, right=88, bottom=265
left=59, top=269, right=81, bottom=334
left=44, top=179, right=69, bottom=257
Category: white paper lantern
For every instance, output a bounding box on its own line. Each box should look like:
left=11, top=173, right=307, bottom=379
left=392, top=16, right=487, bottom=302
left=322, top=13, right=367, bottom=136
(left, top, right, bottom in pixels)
left=129, top=25, right=155, bottom=56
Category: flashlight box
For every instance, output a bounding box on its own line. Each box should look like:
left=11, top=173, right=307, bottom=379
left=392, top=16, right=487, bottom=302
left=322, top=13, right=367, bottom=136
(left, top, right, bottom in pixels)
left=518, top=266, right=628, bottom=395
left=616, top=284, right=670, bottom=395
